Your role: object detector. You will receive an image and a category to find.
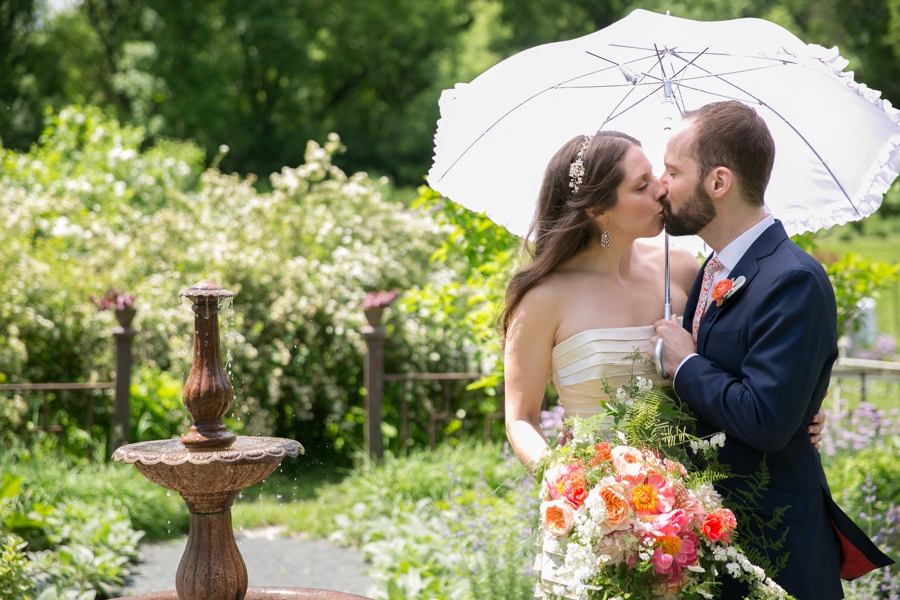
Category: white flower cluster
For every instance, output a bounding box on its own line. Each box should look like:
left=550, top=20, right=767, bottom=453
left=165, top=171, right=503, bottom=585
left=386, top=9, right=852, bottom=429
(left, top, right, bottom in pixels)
left=710, top=544, right=788, bottom=599
left=635, top=376, right=654, bottom=395
left=689, top=432, right=726, bottom=453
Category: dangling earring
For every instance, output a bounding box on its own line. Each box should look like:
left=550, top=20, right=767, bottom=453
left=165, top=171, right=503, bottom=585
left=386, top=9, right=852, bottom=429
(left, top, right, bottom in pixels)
left=601, top=229, right=611, bottom=248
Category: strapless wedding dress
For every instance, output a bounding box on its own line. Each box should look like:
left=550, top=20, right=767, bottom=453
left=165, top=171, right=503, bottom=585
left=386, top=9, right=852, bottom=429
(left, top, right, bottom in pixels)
left=534, top=325, right=674, bottom=598
left=551, top=325, right=671, bottom=417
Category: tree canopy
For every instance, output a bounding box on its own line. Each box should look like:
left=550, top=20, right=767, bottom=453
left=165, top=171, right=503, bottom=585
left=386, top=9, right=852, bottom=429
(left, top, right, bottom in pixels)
left=2, top=0, right=898, bottom=184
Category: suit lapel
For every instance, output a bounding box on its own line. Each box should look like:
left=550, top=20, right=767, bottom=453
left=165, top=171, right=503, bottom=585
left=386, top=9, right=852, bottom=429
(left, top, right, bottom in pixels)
left=696, top=221, right=789, bottom=352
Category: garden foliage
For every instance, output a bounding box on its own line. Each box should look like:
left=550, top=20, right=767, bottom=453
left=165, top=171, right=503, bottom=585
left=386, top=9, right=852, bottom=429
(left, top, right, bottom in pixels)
left=318, top=441, right=535, bottom=600
left=0, top=105, right=491, bottom=460
left=0, top=439, right=187, bottom=599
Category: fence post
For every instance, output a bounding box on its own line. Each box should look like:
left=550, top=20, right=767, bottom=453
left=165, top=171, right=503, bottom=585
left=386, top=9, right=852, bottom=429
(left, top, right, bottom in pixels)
left=362, top=307, right=386, bottom=460
left=111, top=307, right=137, bottom=452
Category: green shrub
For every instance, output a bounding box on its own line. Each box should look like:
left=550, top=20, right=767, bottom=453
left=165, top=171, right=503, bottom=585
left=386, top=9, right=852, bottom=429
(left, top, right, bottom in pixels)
left=319, top=441, right=535, bottom=600
left=1, top=446, right=188, bottom=598
left=825, top=441, right=900, bottom=532
left=0, top=105, right=485, bottom=462
left=0, top=533, right=34, bottom=600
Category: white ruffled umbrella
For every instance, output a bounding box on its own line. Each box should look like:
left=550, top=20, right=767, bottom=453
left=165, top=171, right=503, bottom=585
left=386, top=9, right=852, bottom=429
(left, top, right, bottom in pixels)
left=428, top=9, right=900, bottom=250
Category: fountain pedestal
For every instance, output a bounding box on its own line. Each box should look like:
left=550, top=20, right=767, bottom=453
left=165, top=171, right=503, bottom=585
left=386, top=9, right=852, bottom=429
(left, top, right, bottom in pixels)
left=112, top=281, right=370, bottom=600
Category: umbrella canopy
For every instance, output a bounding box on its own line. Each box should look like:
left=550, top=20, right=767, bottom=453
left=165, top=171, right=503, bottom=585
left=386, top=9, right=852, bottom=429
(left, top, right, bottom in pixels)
left=428, top=9, right=900, bottom=245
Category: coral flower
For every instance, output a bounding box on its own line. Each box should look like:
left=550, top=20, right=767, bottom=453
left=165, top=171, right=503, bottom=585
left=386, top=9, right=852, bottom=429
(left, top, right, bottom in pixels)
left=701, top=508, right=738, bottom=543
left=543, top=459, right=584, bottom=501
left=631, top=474, right=676, bottom=515
left=589, top=441, right=612, bottom=467
left=563, top=471, right=589, bottom=508
left=711, top=279, right=733, bottom=307
left=541, top=498, right=577, bottom=537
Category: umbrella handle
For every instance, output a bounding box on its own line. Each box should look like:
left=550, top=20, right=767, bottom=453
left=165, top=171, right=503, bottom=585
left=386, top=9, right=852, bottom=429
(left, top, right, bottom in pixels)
left=654, top=302, right=672, bottom=380
left=655, top=232, right=672, bottom=380
left=654, top=339, right=668, bottom=379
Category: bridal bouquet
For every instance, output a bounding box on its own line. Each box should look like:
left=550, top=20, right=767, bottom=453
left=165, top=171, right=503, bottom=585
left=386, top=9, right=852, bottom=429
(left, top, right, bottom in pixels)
left=533, top=376, right=793, bottom=600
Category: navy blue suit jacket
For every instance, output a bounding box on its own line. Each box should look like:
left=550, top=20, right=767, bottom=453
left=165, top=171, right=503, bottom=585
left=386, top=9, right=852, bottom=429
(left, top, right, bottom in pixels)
left=674, top=221, right=892, bottom=599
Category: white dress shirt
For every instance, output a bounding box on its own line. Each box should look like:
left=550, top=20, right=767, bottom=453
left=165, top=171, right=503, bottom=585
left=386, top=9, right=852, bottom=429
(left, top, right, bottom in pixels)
left=673, top=214, right=776, bottom=381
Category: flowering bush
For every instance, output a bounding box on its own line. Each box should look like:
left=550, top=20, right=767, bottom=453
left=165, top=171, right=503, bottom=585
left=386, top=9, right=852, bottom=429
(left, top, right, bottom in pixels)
left=0, top=105, right=482, bottom=458
left=532, top=380, right=791, bottom=600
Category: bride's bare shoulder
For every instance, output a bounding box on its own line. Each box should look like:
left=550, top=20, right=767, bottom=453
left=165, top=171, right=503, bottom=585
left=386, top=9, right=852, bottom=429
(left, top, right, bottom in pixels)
left=506, top=276, right=565, bottom=342
left=669, top=248, right=700, bottom=289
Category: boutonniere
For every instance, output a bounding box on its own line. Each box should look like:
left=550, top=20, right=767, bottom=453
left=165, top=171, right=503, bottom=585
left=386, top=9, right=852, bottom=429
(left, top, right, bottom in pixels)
left=711, top=275, right=746, bottom=307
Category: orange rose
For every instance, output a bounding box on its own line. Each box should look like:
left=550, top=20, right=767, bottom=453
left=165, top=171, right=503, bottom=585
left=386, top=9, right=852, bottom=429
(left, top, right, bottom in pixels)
left=541, top=499, right=577, bottom=536
left=711, top=279, right=733, bottom=307
left=598, top=482, right=632, bottom=533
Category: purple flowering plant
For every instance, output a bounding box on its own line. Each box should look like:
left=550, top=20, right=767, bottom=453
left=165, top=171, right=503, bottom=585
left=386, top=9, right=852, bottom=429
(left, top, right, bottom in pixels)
left=363, top=289, right=400, bottom=309
left=93, top=287, right=135, bottom=311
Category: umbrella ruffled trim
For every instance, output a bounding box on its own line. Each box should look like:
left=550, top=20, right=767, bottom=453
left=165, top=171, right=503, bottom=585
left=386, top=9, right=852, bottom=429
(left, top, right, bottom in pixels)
left=777, top=44, right=900, bottom=234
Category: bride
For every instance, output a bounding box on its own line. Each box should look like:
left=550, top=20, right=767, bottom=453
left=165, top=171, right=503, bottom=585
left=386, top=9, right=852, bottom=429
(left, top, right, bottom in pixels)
left=503, top=130, right=698, bottom=471
left=503, top=130, right=824, bottom=472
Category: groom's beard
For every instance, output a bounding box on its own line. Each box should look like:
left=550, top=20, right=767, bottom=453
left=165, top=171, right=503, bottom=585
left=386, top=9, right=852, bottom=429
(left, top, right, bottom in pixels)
left=661, top=181, right=717, bottom=236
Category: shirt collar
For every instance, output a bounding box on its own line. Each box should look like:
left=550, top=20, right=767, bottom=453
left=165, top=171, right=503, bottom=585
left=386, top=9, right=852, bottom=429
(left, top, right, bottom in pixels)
left=714, top=214, right=775, bottom=272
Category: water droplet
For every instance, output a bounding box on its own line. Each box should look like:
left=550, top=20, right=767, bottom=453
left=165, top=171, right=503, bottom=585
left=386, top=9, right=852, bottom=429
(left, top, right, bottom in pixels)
left=239, top=525, right=244, bottom=530
left=205, top=314, right=209, bottom=319
left=166, top=491, right=171, bottom=496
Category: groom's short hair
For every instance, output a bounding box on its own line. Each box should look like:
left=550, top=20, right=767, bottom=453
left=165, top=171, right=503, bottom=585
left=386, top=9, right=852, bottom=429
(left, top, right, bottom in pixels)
left=683, top=101, right=775, bottom=207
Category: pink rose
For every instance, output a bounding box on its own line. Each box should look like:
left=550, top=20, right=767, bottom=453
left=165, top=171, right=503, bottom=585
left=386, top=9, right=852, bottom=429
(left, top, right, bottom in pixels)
left=611, top=446, right=646, bottom=485
left=541, top=499, right=577, bottom=537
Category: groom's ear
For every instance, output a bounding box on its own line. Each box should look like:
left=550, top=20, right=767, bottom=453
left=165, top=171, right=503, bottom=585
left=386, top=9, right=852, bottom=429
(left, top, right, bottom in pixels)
left=706, top=166, right=734, bottom=199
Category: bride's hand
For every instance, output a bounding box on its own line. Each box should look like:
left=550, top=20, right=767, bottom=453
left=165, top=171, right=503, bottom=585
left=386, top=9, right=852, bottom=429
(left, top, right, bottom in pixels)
left=649, top=314, right=696, bottom=377
left=808, top=399, right=827, bottom=451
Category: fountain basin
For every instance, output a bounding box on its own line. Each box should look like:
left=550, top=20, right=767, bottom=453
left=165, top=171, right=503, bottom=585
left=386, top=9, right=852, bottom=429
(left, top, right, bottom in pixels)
left=114, top=437, right=301, bottom=513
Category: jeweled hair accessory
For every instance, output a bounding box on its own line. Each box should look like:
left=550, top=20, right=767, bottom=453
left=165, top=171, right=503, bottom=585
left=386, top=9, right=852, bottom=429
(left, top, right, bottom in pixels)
left=568, top=134, right=593, bottom=194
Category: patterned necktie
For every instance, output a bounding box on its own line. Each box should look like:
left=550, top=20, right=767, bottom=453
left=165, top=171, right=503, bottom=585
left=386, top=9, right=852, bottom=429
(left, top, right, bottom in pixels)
left=692, top=257, right=723, bottom=343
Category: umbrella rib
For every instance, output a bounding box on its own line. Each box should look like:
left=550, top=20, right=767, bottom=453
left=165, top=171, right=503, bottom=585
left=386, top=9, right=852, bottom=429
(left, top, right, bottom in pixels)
left=675, top=64, right=787, bottom=82
left=654, top=44, right=685, bottom=116
left=434, top=86, right=569, bottom=181
left=610, top=43, right=800, bottom=64
left=604, top=85, right=666, bottom=125
left=670, top=52, right=859, bottom=214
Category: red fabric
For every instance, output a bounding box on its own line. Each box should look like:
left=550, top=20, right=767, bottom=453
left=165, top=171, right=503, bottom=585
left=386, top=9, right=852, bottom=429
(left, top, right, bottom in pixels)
left=831, top=518, right=879, bottom=580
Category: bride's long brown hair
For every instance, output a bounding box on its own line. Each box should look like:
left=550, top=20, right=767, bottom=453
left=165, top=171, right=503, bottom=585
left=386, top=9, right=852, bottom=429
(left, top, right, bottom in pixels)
left=500, top=131, right=641, bottom=340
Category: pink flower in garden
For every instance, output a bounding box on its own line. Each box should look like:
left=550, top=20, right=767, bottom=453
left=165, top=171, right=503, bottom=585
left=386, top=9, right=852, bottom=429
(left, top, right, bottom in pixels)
left=363, top=289, right=400, bottom=309
left=93, top=287, right=135, bottom=311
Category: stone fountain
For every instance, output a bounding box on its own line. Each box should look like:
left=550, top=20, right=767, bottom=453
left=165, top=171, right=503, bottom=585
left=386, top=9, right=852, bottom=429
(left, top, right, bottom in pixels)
left=112, top=280, right=370, bottom=600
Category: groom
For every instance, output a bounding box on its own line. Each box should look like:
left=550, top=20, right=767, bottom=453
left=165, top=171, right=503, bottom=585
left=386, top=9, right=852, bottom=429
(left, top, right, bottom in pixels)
left=650, top=101, right=892, bottom=598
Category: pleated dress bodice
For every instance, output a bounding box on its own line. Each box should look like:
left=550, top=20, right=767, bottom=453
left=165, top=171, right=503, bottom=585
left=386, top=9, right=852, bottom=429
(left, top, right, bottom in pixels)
left=550, top=325, right=671, bottom=417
